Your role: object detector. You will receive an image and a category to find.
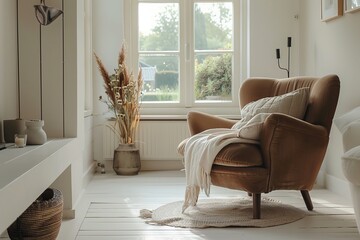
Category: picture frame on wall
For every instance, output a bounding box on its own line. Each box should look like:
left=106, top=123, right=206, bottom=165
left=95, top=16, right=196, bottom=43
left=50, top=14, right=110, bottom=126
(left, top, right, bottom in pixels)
left=321, top=0, right=344, bottom=21
left=345, top=0, right=360, bottom=13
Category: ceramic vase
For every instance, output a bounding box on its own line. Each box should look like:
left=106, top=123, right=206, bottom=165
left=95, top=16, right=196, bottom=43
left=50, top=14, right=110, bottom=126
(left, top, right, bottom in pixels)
left=25, top=120, right=47, bottom=145
left=113, top=144, right=141, bottom=175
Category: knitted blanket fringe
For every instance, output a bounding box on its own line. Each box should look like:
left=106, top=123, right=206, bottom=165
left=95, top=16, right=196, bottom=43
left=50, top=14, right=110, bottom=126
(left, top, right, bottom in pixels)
left=183, top=165, right=214, bottom=212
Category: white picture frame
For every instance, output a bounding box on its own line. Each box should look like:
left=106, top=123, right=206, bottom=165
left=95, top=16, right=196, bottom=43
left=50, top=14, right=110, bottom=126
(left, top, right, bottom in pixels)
left=321, top=0, right=344, bottom=21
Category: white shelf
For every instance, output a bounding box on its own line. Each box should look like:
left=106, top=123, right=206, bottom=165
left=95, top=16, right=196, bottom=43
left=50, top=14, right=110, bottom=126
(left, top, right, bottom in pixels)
left=0, top=138, right=76, bottom=234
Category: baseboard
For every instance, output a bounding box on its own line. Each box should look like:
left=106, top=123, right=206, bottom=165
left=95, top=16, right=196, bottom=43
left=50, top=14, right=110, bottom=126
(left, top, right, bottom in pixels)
left=325, top=173, right=351, bottom=201
left=282, top=169, right=350, bottom=200
left=82, top=161, right=96, bottom=189
left=315, top=169, right=326, bottom=188
left=141, top=160, right=184, bottom=171
left=61, top=163, right=95, bottom=220
left=63, top=209, right=76, bottom=219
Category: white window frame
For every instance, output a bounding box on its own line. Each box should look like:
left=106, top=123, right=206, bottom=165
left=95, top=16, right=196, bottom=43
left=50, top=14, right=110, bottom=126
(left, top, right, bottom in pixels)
left=124, top=0, right=247, bottom=116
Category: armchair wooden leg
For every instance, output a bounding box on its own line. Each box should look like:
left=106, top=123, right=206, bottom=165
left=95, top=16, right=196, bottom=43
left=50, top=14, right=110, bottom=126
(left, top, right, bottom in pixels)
left=301, top=190, right=313, bottom=211
left=253, top=193, right=261, bottom=219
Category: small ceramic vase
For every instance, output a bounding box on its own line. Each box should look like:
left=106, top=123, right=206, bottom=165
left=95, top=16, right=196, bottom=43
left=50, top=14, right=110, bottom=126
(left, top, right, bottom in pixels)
left=25, top=120, right=47, bottom=145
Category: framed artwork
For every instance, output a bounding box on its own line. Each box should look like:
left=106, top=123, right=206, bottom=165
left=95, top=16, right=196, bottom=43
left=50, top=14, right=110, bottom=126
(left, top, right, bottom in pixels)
left=321, top=0, right=344, bottom=21
left=345, top=0, right=360, bottom=13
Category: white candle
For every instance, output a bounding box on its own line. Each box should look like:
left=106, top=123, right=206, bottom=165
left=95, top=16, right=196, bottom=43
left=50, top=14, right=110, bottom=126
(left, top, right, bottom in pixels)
left=14, top=134, right=26, bottom=147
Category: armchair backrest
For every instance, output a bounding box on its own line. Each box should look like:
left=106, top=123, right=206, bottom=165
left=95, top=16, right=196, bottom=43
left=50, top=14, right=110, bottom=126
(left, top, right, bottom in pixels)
left=239, top=75, right=340, bottom=133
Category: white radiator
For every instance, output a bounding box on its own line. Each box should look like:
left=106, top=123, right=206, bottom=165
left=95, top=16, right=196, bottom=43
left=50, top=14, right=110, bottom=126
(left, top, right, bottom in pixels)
left=103, top=120, right=190, bottom=161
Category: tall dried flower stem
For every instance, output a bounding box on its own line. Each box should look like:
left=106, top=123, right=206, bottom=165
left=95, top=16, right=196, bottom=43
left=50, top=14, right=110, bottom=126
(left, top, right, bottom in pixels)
left=95, top=44, right=142, bottom=144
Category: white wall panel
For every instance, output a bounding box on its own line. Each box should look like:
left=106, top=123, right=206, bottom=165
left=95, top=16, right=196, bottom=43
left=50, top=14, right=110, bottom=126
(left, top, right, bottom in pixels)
left=63, top=0, right=78, bottom=138
left=18, top=0, right=64, bottom=137
left=42, top=0, right=64, bottom=137
left=0, top=0, right=18, bottom=142
left=18, top=0, right=41, bottom=120
left=92, top=0, right=124, bottom=116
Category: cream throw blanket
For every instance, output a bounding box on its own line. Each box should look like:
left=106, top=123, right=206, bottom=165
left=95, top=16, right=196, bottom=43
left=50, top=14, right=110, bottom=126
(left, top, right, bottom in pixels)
left=182, top=128, right=258, bottom=212
left=180, top=87, right=310, bottom=212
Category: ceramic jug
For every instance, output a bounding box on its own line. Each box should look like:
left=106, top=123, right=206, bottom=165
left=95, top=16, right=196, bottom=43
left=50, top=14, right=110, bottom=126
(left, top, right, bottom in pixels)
left=25, top=120, right=47, bottom=145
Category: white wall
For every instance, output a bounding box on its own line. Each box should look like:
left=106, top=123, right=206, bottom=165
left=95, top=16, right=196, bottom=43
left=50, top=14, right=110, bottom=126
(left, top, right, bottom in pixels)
left=92, top=0, right=124, bottom=162
left=0, top=0, right=18, bottom=142
left=63, top=0, right=95, bottom=207
left=92, top=0, right=124, bottom=116
left=17, top=0, right=64, bottom=137
left=248, top=0, right=300, bottom=78
left=300, top=1, right=360, bottom=196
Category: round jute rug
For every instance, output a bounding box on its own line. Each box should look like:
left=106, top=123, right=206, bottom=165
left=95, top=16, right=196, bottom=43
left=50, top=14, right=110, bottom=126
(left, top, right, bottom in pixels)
left=140, top=197, right=305, bottom=228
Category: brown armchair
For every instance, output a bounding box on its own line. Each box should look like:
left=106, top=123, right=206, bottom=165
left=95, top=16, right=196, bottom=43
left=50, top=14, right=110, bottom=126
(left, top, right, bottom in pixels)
left=186, top=75, right=340, bottom=219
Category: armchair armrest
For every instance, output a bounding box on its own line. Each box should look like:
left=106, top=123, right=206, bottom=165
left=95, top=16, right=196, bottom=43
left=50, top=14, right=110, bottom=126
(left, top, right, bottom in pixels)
left=187, top=111, right=238, bottom=135
left=260, top=113, right=329, bottom=191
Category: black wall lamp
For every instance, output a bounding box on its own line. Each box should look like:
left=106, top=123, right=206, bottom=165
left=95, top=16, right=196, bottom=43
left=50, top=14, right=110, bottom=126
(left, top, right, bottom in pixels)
left=276, top=37, right=292, bottom=78
left=34, top=0, right=63, bottom=26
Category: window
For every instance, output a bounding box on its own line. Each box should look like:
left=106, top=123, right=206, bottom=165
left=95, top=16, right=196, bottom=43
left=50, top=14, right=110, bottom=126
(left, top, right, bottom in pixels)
left=124, top=0, right=242, bottom=114
left=138, top=2, right=180, bottom=102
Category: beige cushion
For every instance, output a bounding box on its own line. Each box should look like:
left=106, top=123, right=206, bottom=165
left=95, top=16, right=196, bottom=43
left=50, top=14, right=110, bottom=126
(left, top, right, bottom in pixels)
left=231, top=87, right=310, bottom=138
left=242, top=87, right=309, bottom=120
left=237, top=113, right=270, bottom=140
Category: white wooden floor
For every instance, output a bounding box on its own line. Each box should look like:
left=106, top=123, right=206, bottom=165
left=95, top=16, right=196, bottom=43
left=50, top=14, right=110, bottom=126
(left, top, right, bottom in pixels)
left=4, top=171, right=359, bottom=240
left=55, top=171, right=360, bottom=240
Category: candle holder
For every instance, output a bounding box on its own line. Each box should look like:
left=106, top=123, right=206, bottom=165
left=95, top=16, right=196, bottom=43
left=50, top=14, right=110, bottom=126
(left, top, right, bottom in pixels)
left=276, top=37, right=292, bottom=78
left=15, top=134, right=27, bottom=148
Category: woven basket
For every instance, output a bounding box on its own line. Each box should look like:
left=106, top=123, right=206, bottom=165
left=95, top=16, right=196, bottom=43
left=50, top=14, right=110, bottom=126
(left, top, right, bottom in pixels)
left=7, top=188, right=63, bottom=240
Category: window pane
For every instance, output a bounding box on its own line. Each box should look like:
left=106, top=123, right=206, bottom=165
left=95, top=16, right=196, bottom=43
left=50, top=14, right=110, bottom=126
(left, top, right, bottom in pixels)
left=139, top=55, right=179, bottom=102
left=194, top=2, right=233, bottom=50
left=195, top=54, right=232, bottom=101
left=139, top=3, right=179, bottom=51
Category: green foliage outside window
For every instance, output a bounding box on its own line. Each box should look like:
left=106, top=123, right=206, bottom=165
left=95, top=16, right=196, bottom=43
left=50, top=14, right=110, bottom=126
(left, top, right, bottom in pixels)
left=139, top=3, right=232, bottom=102
left=195, top=54, right=232, bottom=100
left=142, top=71, right=179, bottom=101
left=155, top=71, right=178, bottom=89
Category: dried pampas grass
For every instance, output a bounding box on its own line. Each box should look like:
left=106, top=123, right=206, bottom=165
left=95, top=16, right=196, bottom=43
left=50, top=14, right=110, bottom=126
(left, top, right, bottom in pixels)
left=95, top=44, right=143, bottom=144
